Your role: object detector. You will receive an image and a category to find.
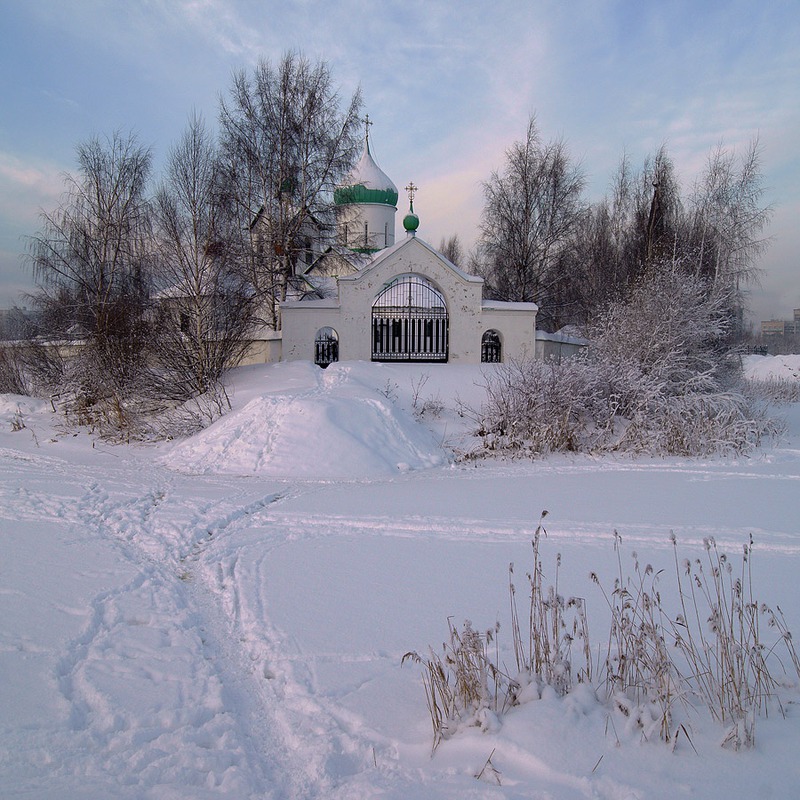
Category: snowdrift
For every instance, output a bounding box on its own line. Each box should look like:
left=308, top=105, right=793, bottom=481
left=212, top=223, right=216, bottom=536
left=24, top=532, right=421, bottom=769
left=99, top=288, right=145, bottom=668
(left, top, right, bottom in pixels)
left=162, top=361, right=448, bottom=479
left=743, top=353, right=800, bottom=381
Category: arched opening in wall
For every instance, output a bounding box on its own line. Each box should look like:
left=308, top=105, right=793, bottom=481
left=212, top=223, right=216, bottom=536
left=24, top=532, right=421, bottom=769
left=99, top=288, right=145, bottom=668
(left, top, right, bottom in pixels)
left=372, top=274, right=448, bottom=362
left=481, top=329, right=502, bottom=363
left=314, top=327, right=339, bottom=368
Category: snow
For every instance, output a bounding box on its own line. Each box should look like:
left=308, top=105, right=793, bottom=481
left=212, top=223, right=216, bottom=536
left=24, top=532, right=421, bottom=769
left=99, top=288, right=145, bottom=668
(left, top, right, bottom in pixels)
left=345, top=144, right=398, bottom=194
left=2, top=355, right=800, bottom=798
left=743, top=352, right=800, bottom=381
left=162, top=362, right=446, bottom=478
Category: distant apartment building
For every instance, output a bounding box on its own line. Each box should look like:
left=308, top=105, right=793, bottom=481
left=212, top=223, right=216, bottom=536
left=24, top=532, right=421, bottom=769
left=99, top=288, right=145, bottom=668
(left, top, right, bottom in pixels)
left=761, top=310, right=800, bottom=338
left=762, top=319, right=791, bottom=337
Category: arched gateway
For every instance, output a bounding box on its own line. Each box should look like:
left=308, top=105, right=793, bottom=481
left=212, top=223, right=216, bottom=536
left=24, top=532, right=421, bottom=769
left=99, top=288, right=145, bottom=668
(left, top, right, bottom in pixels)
left=371, top=274, right=448, bottom=362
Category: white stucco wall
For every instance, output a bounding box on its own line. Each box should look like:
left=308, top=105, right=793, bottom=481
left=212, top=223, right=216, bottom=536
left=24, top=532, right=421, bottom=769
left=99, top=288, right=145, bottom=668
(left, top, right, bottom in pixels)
left=535, top=330, right=589, bottom=363
left=239, top=330, right=283, bottom=365
left=279, top=300, right=341, bottom=362
left=481, top=303, right=539, bottom=362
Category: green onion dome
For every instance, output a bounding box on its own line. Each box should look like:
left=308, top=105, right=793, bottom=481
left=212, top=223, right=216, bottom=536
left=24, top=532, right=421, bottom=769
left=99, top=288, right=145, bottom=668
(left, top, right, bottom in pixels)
left=334, top=143, right=398, bottom=207
left=403, top=209, right=420, bottom=232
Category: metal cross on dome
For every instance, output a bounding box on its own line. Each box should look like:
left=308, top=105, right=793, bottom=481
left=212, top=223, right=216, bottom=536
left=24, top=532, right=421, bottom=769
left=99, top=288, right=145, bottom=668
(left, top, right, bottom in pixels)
left=363, top=114, right=372, bottom=145
left=405, top=181, right=418, bottom=207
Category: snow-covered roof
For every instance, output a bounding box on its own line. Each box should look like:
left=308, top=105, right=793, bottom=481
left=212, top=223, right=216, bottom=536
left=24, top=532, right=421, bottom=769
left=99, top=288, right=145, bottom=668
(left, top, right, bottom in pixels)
left=338, top=235, right=484, bottom=285
left=299, top=245, right=372, bottom=278
left=334, top=141, right=399, bottom=207
left=482, top=300, right=539, bottom=312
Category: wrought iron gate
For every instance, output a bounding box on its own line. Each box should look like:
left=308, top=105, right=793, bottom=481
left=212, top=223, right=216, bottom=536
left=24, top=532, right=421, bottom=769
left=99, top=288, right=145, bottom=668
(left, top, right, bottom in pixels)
left=314, top=327, right=339, bottom=368
left=372, top=275, right=448, bottom=362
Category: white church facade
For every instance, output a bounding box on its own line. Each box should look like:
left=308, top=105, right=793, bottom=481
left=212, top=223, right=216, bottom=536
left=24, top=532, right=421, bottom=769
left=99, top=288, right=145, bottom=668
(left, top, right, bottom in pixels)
left=251, top=126, right=541, bottom=367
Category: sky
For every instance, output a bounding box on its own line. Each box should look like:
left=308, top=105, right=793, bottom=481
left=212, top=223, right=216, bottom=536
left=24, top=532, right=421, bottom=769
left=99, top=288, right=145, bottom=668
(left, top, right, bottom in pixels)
left=0, top=0, right=797, bottom=327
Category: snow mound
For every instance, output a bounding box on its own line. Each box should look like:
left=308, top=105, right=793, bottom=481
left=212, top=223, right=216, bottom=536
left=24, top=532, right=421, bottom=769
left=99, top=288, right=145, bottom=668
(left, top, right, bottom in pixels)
left=744, top=354, right=800, bottom=382
left=162, top=363, right=447, bottom=479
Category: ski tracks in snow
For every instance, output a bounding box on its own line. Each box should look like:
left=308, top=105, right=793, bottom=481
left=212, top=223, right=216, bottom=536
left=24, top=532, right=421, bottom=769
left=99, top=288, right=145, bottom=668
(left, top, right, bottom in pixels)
left=63, top=476, right=317, bottom=798
left=4, top=432, right=799, bottom=798
left=1, top=445, right=312, bottom=798
left=6, top=443, right=392, bottom=798
left=189, top=509, right=400, bottom=798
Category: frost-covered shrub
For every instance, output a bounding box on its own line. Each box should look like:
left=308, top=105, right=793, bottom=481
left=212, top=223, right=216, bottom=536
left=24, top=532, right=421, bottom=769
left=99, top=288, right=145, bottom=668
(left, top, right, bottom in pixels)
left=744, top=377, right=800, bottom=405
left=477, top=357, right=776, bottom=457
left=475, top=263, right=780, bottom=457
left=0, top=341, right=64, bottom=397
left=53, top=366, right=230, bottom=442
left=591, top=262, right=735, bottom=393
left=476, top=358, right=596, bottom=453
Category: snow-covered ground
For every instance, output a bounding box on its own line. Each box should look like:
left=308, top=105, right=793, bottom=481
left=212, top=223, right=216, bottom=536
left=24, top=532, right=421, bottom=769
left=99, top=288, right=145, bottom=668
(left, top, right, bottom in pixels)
left=2, top=355, right=800, bottom=799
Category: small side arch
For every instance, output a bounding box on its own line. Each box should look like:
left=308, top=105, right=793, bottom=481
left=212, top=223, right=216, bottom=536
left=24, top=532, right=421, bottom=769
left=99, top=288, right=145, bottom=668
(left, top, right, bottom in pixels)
left=314, top=327, right=339, bottom=368
left=481, top=329, right=502, bottom=363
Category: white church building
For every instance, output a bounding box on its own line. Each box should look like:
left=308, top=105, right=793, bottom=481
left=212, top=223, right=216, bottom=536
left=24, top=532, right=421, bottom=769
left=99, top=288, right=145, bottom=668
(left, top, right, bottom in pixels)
left=254, top=128, right=541, bottom=367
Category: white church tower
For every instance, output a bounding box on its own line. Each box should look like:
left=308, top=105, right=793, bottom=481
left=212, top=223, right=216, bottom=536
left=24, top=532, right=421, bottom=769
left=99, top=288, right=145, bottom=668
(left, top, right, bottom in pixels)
left=333, top=117, right=398, bottom=253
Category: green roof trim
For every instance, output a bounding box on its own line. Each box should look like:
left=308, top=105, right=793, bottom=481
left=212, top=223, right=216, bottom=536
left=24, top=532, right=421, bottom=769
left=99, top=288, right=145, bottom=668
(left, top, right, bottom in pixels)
left=334, top=184, right=399, bottom=207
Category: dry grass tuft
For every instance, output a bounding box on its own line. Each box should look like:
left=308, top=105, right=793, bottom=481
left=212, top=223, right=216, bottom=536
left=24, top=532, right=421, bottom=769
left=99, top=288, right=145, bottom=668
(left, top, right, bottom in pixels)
left=406, top=521, right=800, bottom=754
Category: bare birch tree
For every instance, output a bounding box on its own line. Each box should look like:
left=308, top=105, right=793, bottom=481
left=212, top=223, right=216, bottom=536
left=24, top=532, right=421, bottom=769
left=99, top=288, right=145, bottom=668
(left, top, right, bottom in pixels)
left=219, top=52, right=362, bottom=328
left=151, top=113, right=255, bottom=397
left=26, top=131, right=153, bottom=395
left=476, top=115, right=586, bottom=329
left=689, top=138, right=772, bottom=324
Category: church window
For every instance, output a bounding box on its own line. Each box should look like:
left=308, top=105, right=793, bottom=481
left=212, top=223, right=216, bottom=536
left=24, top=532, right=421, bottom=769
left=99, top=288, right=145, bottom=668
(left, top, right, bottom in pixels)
left=481, top=330, right=502, bottom=363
